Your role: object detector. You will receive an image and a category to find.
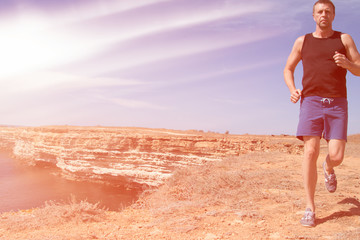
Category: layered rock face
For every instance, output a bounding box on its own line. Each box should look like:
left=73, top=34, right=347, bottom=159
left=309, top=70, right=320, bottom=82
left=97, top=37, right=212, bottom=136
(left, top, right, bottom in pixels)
left=0, top=126, right=302, bottom=187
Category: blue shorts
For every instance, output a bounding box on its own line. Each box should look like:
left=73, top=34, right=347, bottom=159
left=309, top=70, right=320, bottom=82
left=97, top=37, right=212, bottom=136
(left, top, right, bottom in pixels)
left=296, top=96, right=348, bottom=141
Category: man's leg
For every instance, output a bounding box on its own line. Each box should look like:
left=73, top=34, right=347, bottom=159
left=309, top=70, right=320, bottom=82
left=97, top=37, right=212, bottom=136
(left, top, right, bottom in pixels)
left=325, top=139, right=346, bottom=174
left=303, top=136, right=321, bottom=212
left=322, top=139, right=346, bottom=193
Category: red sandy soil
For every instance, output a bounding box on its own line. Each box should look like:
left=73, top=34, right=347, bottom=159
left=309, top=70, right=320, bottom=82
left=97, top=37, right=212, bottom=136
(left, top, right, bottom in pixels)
left=1, top=134, right=360, bottom=239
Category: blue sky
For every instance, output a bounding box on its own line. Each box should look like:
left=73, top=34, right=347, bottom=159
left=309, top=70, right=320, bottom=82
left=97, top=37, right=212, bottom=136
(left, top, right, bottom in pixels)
left=0, top=0, right=360, bottom=135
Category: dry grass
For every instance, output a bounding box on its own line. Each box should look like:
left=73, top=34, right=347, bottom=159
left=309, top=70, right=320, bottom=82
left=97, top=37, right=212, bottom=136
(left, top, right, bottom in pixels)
left=0, top=195, right=106, bottom=232
left=137, top=152, right=298, bottom=215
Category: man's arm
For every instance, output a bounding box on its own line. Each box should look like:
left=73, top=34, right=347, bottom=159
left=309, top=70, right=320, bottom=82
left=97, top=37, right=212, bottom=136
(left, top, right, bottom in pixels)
left=284, top=36, right=304, bottom=103
left=334, top=33, right=360, bottom=76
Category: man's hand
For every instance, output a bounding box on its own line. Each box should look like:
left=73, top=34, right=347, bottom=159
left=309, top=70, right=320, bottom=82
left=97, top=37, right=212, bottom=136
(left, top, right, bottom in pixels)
left=290, top=89, right=302, bottom=103
left=333, top=51, right=351, bottom=69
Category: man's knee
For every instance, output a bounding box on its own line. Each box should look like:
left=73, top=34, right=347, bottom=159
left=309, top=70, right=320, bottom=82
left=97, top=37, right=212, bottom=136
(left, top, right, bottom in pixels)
left=328, top=152, right=344, bottom=165
left=328, top=139, right=346, bottom=166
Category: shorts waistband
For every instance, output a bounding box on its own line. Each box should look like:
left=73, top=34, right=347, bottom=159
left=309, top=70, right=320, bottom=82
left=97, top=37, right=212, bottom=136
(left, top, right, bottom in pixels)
left=302, top=96, right=347, bottom=103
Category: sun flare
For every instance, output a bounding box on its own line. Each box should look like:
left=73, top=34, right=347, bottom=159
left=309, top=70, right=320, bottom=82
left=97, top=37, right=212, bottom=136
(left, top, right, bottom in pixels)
left=0, top=16, right=90, bottom=79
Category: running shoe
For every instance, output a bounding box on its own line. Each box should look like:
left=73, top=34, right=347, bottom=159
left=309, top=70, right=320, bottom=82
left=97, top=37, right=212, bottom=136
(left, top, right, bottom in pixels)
left=300, top=208, right=315, bottom=227
left=323, top=162, right=337, bottom=193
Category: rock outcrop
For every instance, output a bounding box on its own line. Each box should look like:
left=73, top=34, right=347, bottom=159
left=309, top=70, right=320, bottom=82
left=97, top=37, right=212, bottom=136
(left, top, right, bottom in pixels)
left=0, top=126, right=303, bottom=187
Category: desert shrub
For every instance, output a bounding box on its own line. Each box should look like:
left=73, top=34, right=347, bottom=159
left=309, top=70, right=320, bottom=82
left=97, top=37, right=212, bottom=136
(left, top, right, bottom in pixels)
left=39, top=195, right=106, bottom=223
left=0, top=195, right=106, bottom=232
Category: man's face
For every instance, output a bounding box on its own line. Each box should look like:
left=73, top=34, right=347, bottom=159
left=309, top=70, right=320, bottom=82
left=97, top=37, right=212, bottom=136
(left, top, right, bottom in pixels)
left=313, top=3, right=335, bottom=29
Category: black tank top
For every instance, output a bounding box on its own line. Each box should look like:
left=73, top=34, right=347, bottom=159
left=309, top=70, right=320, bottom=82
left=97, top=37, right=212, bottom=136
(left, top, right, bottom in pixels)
left=301, top=31, right=347, bottom=98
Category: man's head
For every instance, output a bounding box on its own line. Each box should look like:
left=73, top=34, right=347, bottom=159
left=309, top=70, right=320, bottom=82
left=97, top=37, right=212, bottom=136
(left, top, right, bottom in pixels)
left=313, top=0, right=335, bottom=30
left=313, top=0, right=335, bottom=14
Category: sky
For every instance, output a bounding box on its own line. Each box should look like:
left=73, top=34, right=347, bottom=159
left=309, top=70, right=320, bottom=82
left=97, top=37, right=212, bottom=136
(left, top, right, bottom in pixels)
left=0, top=0, right=360, bottom=135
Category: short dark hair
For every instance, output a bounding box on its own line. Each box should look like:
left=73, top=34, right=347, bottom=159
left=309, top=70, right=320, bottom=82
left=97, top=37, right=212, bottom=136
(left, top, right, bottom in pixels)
left=313, top=0, right=335, bottom=14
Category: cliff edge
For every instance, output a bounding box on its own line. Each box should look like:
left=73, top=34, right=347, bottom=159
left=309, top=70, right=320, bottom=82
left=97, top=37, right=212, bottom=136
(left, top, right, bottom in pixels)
left=0, top=126, right=303, bottom=187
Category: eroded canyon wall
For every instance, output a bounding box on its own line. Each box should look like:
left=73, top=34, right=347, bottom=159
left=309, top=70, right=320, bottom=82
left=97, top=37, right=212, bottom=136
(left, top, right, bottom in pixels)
left=0, top=126, right=302, bottom=187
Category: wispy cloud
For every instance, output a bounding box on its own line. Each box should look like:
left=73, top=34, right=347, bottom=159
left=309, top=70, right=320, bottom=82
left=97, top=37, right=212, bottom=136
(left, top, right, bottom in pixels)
left=106, top=2, right=270, bottom=42
left=96, top=96, right=166, bottom=110
left=0, top=0, right=170, bottom=28
left=2, top=71, right=144, bottom=95
left=70, top=2, right=281, bottom=75
left=89, top=29, right=281, bottom=75
left=172, top=58, right=285, bottom=84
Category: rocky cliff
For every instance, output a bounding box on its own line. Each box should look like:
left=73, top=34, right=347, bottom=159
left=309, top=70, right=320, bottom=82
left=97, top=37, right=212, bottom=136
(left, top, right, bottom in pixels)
left=0, top=126, right=303, bottom=188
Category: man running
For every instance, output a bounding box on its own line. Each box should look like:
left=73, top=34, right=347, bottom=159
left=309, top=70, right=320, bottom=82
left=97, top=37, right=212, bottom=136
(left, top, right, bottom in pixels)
left=283, top=0, right=360, bottom=227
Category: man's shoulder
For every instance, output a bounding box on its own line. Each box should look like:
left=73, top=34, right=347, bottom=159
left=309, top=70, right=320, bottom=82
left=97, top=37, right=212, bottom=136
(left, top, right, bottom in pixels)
left=295, top=35, right=306, bottom=43
left=293, top=35, right=306, bottom=50
left=339, top=32, right=355, bottom=48
left=335, top=31, right=352, bottom=39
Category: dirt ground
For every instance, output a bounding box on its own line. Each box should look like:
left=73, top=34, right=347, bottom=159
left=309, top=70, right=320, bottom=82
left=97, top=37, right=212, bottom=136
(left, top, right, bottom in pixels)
left=1, top=135, right=360, bottom=240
